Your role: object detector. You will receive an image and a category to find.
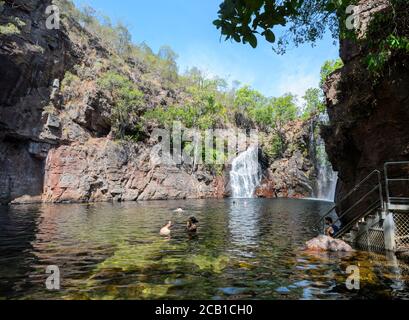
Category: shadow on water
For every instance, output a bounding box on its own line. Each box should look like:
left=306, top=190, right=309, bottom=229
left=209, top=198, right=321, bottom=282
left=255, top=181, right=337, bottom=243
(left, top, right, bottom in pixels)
left=1, top=199, right=409, bottom=300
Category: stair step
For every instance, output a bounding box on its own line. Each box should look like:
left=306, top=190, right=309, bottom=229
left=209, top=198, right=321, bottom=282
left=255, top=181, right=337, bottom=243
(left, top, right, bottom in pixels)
left=388, top=204, right=409, bottom=211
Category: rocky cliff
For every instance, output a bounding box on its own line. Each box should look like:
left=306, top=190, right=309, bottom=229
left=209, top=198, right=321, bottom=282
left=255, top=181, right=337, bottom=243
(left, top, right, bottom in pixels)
left=0, top=0, right=322, bottom=204
left=0, top=0, right=221, bottom=204
left=256, top=120, right=316, bottom=198
left=323, top=0, right=409, bottom=221
left=0, top=0, right=74, bottom=204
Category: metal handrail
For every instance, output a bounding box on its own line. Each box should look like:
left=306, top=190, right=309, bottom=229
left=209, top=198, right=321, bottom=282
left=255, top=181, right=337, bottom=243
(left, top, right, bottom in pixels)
left=384, top=161, right=409, bottom=211
left=350, top=201, right=384, bottom=241
left=313, top=169, right=384, bottom=233
left=335, top=199, right=382, bottom=239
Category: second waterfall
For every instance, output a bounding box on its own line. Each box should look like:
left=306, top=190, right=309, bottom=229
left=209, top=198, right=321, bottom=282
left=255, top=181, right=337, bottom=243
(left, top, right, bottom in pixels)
left=230, top=146, right=262, bottom=198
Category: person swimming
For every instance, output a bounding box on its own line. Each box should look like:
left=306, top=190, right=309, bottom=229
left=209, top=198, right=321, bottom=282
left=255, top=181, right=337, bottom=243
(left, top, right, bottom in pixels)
left=186, top=217, right=199, bottom=233
left=160, top=221, right=173, bottom=237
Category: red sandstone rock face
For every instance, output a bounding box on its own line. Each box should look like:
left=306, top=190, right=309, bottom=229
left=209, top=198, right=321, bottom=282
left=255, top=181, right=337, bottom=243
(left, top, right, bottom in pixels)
left=0, top=1, right=316, bottom=205
left=256, top=120, right=316, bottom=199
left=0, top=0, right=226, bottom=204
left=42, top=138, right=224, bottom=203
left=305, top=235, right=353, bottom=252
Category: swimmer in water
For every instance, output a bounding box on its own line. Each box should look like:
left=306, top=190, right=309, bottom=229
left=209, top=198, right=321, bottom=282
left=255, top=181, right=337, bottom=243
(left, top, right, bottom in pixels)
left=186, top=217, right=199, bottom=233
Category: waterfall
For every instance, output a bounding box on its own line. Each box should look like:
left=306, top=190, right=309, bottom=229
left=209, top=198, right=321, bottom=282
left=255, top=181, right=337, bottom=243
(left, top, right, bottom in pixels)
left=315, top=158, right=338, bottom=201
left=230, top=146, right=262, bottom=198
left=310, top=115, right=338, bottom=202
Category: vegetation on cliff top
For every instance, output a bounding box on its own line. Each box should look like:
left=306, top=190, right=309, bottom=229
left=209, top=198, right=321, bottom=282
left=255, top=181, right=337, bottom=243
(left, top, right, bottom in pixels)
left=365, top=0, right=409, bottom=78
left=56, top=0, right=339, bottom=171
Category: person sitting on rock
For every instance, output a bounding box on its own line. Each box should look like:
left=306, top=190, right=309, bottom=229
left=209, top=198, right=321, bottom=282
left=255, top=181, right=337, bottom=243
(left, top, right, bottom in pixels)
left=325, top=217, right=340, bottom=238
left=186, top=217, right=199, bottom=233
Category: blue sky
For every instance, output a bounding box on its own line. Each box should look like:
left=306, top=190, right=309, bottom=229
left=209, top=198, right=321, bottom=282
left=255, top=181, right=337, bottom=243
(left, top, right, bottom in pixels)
left=73, top=0, right=339, bottom=103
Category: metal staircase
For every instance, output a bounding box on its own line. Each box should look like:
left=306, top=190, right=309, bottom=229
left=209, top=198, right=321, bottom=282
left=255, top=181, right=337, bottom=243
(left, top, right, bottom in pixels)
left=384, top=162, right=409, bottom=251
left=314, top=161, right=409, bottom=252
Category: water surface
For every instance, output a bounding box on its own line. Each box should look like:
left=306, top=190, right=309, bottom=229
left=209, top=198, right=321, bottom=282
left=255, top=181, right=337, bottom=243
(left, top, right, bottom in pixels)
left=1, top=199, right=408, bottom=300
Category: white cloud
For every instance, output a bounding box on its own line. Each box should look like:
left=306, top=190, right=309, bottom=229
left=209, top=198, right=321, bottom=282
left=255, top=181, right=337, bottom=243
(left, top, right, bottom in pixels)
left=275, top=72, right=319, bottom=107
left=178, top=44, right=257, bottom=88
left=267, top=55, right=321, bottom=107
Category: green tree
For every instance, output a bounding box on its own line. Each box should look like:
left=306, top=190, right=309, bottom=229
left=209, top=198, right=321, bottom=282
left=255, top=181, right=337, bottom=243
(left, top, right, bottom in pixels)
left=157, top=45, right=179, bottom=83
left=302, top=87, right=325, bottom=119
left=115, top=22, right=132, bottom=56
left=319, top=58, right=343, bottom=87
left=234, top=86, right=267, bottom=114
left=213, top=0, right=355, bottom=54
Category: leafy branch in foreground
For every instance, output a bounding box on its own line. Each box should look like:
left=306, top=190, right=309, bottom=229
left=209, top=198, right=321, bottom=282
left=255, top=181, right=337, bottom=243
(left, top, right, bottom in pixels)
left=213, top=0, right=356, bottom=54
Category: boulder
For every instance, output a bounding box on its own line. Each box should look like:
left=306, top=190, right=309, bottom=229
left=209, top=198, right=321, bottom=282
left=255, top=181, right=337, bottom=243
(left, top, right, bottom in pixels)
left=305, top=235, right=353, bottom=252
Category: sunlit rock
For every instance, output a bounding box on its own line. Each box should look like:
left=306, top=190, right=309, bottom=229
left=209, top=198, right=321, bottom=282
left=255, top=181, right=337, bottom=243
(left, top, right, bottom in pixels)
left=305, top=235, right=353, bottom=252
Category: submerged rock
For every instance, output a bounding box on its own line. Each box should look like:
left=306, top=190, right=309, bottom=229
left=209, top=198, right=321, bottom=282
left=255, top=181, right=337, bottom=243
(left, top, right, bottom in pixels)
left=305, top=235, right=353, bottom=252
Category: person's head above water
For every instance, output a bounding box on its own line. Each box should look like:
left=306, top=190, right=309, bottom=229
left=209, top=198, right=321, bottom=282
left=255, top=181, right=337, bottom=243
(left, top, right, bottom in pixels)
left=188, top=217, right=199, bottom=224
left=164, top=221, right=173, bottom=228
left=187, top=217, right=199, bottom=232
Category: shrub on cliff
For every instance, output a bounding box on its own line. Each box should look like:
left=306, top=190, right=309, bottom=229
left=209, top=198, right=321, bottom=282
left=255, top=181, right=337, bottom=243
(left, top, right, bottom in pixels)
left=301, top=88, right=326, bottom=120
left=97, top=71, right=144, bottom=139
left=144, top=72, right=229, bottom=130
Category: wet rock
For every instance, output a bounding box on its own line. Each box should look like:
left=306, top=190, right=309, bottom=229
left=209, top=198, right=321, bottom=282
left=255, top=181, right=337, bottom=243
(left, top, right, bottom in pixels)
left=305, top=235, right=353, bottom=252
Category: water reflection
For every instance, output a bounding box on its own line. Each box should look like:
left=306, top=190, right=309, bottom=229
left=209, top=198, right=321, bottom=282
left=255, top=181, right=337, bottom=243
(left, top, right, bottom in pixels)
left=0, top=199, right=409, bottom=300
left=229, top=199, right=260, bottom=257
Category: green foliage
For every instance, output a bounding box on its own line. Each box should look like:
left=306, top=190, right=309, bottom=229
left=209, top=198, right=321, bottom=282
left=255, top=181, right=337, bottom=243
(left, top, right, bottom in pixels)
left=232, top=85, right=298, bottom=157
left=363, top=0, right=409, bottom=77
left=260, top=133, right=284, bottom=160
left=55, top=0, right=180, bottom=89
left=320, top=59, right=343, bottom=87
left=366, top=34, right=409, bottom=75
left=234, top=86, right=267, bottom=114
left=302, top=88, right=326, bottom=119
left=145, top=69, right=229, bottom=130
left=0, top=23, right=20, bottom=35
left=61, top=71, right=80, bottom=91
left=214, top=0, right=356, bottom=54
left=249, top=93, right=298, bottom=129
left=157, top=45, right=179, bottom=83
left=144, top=94, right=227, bottom=130
left=97, top=72, right=144, bottom=139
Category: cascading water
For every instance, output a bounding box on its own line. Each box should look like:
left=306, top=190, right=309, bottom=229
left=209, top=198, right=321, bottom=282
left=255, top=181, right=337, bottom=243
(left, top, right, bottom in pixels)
left=230, top=146, right=262, bottom=198
left=310, top=114, right=338, bottom=202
